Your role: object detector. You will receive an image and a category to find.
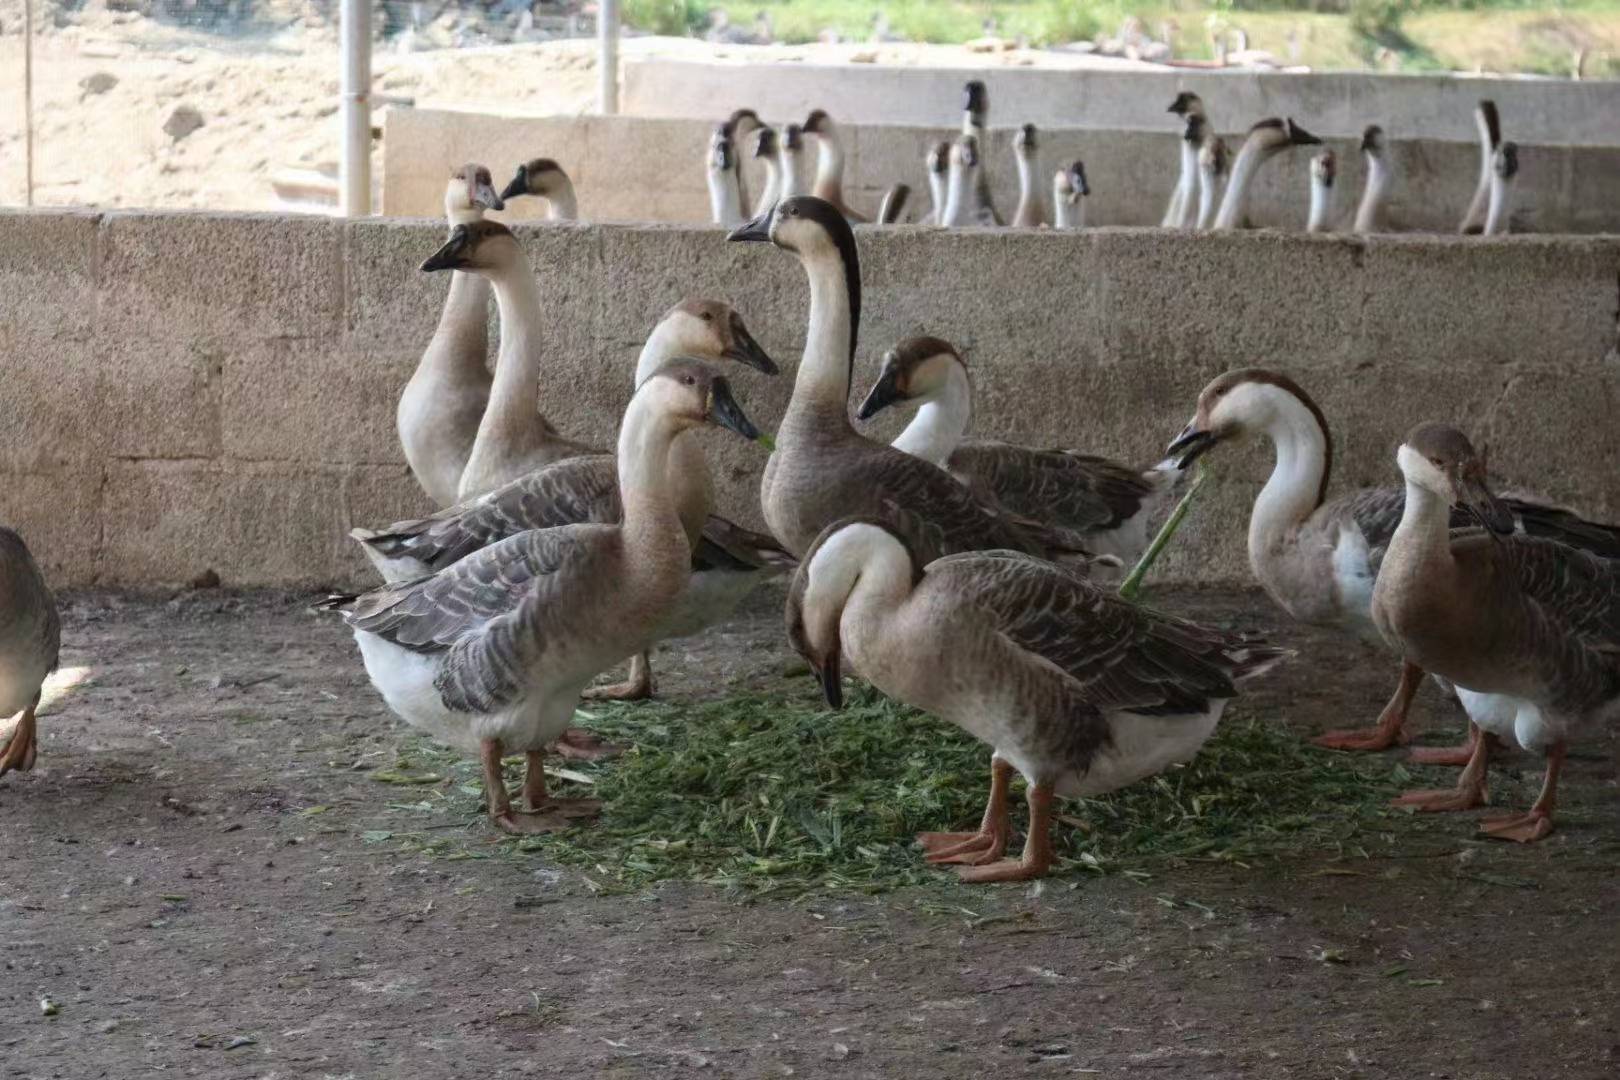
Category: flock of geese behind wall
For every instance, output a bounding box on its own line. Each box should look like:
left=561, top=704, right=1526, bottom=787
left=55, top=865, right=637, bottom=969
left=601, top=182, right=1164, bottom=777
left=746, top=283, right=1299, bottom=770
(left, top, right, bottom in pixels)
left=706, top=83, right=1523, bottom=236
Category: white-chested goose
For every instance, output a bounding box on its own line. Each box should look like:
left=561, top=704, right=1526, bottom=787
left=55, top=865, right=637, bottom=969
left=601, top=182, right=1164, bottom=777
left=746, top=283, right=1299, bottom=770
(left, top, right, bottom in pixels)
left=0, top=528, right=61, bottom=779
left=1306, top=148, right=1336, bottom=233
left=1163, top=91, right=1205, bottom=228
left=1167, top=369, right=1620, bottom=755
left=1010, top=124, right=1046, bottom=229
left=421, top=222, right=596, bottom=504
left=1052, top=160, right=1089, bottom=229
left=728, top=197, right=1100, bottom=565
left=1483, top=141, right=1519, bottom=236
left=398, top=163, right=504, bottom=507
left=705, top=126, right=745, bottom=227
left=1196, top=133, right=1230, bottom=230
left=499, top=157, right=578, bottom=222
left=960, top=80, right=1003, bottom=226
left=1352, top=125, right=1393, bottom=235
left=1212, top=118, right=1322, bottom=231
left=353, top=297, right=783, bottom=703
left=856, top=337, right=1181, bottom=568
left=787, top=517, right=1289, bottom=881
left=1459, top=100, right=1501, bottom=235
left=325, top=361, right=763, bottom=835
left=1372, top=423, right=1620, bottom=842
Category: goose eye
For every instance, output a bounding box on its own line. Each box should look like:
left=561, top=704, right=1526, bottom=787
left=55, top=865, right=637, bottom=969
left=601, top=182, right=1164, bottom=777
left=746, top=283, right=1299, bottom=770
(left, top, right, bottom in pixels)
left=700, top=311, right=713, bottom=322
left=1429, top=457, right=1443, bottom=467
left=682, top=375, right=696, bottom=386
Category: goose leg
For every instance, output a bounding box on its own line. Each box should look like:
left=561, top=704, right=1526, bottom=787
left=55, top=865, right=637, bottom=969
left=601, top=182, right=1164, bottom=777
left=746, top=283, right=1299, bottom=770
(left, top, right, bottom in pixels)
left=955, top=780, right=1056, bottom=884
left=1408, top=723, right=1503, bottom=766
left=1313, top=660, right=1421, bottom=752
left=1392, top=723, right=1490, bottom=812
left=918, top=757, right=1013, bottom=865
left=480, top=740, right=592, bottom=834
left=0, top=697, right=40, bottom=777
left=1480, top=742, right=1563, bottom=843
left=578, top=653, right=656, bottom=706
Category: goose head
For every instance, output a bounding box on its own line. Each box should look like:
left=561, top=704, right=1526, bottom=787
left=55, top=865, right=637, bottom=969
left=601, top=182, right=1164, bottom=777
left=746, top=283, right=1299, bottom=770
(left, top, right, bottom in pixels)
left=802, top=108, right=840, bottom=142
left=724, top=107, right=762, bottom=140
left=1311, top=148, right=1337, bottom=187
left=708, top=127, right=737, bottom=177
left=1494, top=140, right=1519, bottom=182
left=639, top=359, right=763, bottom=442
left=1055, top=160, right=1089, bottom=201
left=420, top=220, right=522, bottom=276
left=1242, top=117, right=1320, bottom=158
left=1477, top=99, right=1502, bottom=150
left=1360, top=124, right=1386, bottom=159
left=656, top=299, right=778, bottom=376
left=727, top=193, right=855, bottom=257
left=962, top=79, right=988, bottom=127
left=752, top=125, right=778, bottom=160
left=1166, top=368, right=1327, bottom=467
left=499, top=157, right=572, bottom=203
left=855, top=337, right=964, bottom=420
left=1396, top=423, right=1513, bottom=533
left=444, top=163, right=504, bottom=223
left=1168, top=91, right=1204, bottom=118
left=1014, top=122, right=1038, bottom=158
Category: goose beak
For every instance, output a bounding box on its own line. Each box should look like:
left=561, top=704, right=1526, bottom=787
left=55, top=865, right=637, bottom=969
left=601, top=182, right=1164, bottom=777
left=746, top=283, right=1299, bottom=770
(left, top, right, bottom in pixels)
left=474, top=180, right=505, bottom=212
left=724, top=317, right=779, bottom=375
left=498, top=165, right=528, bottom=202
left=727, top=208, right=773, bottom=243
left=1166, top=423, right=1220, bottom=468
left=419, top=230, right=469, bottom=273
left=855, top=365, right=904, bottom=421
left=1458, top=475, right=1515, bottom=535
left=706, top=376, right=762, bottom=442
left=1287, top=119, right=1323, bottom=146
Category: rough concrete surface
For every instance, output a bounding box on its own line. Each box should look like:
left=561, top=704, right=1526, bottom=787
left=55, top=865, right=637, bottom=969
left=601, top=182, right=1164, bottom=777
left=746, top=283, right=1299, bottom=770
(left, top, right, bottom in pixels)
left=384, top=107, right=1620, bottom=234
left=2, top=208, right=1618, bottom=588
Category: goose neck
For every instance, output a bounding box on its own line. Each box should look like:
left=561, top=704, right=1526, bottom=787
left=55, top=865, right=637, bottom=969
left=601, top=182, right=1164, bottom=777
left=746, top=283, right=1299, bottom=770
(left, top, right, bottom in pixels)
left=891, top=366, right=972, bottom=466
left=1170, top=141, right=1200, bottom=227
left=788, top=247, right=857, bottom=419
left=1213, top=138, right=1268, bottom=229
left=478, top=264, right=547, bottom=438
left=1197, top=166, right=1225, bottom=229
left=1484, top=174, right=1511, bottom=236
left=1247, top=399, right=1332, bottom=571
left=1384, top=476, right=1460, bottom=595
left=427, top=270, right=492, bottom=367
left=708, top=166, right=743, bottom=226
left=942, top=163, right=972, bottom=226
left=1353, top=154, right=1390, bottom=233
left=755, top=156, right=783, bottom=217
left=1307, top=176, right=1332, bottom=232
left=615, top=395, right=690, bottom=568
left=813, top=132, right=846, bottom=202
left=546, top=186, right=578, bottom=222
left=446, top=206, right=483, bottom=229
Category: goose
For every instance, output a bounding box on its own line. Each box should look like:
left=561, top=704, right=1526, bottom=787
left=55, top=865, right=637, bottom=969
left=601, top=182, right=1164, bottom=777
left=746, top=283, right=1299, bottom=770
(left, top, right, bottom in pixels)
left=778, top=123, right=809, bottom=199
left=398, top=163, right=505, bottom=507
left=1011, top=124, right=1047, bottom=228
left=705, top=126, right=745, bottom=227
left=1052, top=160, right=1089, bottom=229
left=424, top=222, right=596, bottom=505
left=0, top=528, right=61, bottom=779
left=876, top=183, right=910, bottom=226
left=1352, top=125, right=1393, bottom=235
left=941, top=134, right=994, bottom=228
left=786, top=517, right=1289, bottom=882
left=324, top=361, right=764, bottom=834
left=855, top=336, right=1182, bottom=567
left=750, top=126, right=783, bottom=218
left=722, top=108, right=763, bottom=214
left=1459, top=100, right=1501, bottom=235
left=1371, top=423, right=1620, bottom=842
left=1212, top=118, right=1321, bottom=231
left=1195, top=133, right=1230, bottom=230
left=727, top=196, right=1100, bottom=564
left=1163, top=92, right=1205, bottom=227
left=499, top=157, right=578, bottom=222
left=802, top=109, right=870, bottom=224
left=1482, top=141, right=1518, bottom=237
left=960, top=80, right=1003, bottom=225
left=1306, top=148, right=1336, bottom=233
left=354, top=298, right=783, bottom=702
left=1166, top=369, right=1620, bottom=754
left=920, top=139, right=950, bottom=225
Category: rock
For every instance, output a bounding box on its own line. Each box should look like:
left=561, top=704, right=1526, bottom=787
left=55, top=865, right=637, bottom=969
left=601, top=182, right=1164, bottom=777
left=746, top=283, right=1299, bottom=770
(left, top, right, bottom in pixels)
left=163, top=105, right=205, bottom=142
left=189, top=568, right=221, bottom=590
left=80, top=72, right=119, bottom=97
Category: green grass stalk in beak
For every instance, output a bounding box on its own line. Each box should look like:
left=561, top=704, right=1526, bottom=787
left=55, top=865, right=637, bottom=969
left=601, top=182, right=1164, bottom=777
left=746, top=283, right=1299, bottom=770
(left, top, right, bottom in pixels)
left=757, top=432, right=776, bottom=452
left=1117, top=464, right=1207, bottom=602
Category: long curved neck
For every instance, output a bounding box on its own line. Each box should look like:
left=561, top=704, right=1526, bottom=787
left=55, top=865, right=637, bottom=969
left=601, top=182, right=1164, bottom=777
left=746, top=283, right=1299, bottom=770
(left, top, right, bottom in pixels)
left=788, top=249, right=856, bottom=421
left=810, top=530, right=914, bottom=658
left=1213, top=136, right=1272, bottom=229
left=471, top=260, right=547, bottom=456
left=755, top=156, right=782, bottom=217
left=1484, top=174, right=1512, bottom=235
left=1249, top=396, right=1332, bottom=569
left=614, top=394, right=689, bottom=569
left=1197, top=165, right=1225, bottom=229
left=1354, top=154, right=1391, bottom=233
left=928, top=170, right=947, bottom=220
left=1053, top=182, right=1073, bottom=228
left=891, top=367, right=971, bottom=466
left=545, top=184, right=578, bottom=222
left=708, top=167, right=742, bottom=226
left=1307, top=175, right=1332, bottom=232
left=1168, top=141, right=1199, bottom=227
left=1384, top=470, right=1459, bottom=599
left=632, top=317, right=685, bottom=386
left=1014, top=151, right=1040, bottom=225
left=942, top=163, right=971, bottom=226
left=812, top=132, right=845, bottom=202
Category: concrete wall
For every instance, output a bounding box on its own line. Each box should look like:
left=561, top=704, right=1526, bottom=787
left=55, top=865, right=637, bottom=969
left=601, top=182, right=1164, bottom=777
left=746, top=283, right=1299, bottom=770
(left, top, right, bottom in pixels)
left=384, top=108, right=1620, bottom=234
left=3, top=207, right=1619, bottom=590
left=623, top=57, right=1620, bottom=147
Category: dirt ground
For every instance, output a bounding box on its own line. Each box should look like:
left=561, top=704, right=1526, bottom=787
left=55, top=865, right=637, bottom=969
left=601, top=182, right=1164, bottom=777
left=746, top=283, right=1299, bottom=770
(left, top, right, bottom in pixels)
left=2, top=583, right=1616, bottom=1078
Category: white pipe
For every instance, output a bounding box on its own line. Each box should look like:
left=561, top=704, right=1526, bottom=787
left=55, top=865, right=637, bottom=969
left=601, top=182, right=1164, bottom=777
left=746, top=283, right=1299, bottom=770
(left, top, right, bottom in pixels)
left=340, top=0, right=371, bottom=216
left=598, top=0, right=621, bottom=115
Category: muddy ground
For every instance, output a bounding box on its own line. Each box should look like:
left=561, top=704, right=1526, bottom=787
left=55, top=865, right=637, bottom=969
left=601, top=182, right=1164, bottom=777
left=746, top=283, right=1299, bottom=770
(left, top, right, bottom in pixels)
left=2, top=585, right=1617, bottom=1078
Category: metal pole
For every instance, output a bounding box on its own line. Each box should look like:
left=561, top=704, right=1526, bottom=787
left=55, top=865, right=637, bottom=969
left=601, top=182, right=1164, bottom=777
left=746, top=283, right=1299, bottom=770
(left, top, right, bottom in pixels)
left=597, top=0, right=620, bottom=116
left=23, top=0, right=34, bottom=206
left=340, top=0, right=372, bottom=216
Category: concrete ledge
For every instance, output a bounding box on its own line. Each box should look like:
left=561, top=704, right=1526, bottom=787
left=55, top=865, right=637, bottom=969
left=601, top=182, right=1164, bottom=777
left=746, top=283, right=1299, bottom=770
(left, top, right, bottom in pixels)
left=383, top=108, right=1620, bottom=234
left=2, top=208, right=1618, bottom=588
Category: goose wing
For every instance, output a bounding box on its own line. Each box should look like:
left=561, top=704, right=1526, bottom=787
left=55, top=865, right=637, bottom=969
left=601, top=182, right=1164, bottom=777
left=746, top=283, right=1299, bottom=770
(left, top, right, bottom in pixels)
left=695, top=515, right=797, bottom=573
left=1333, top=485, right=1620, bottom=568
left=344, top=525, right=618, bottom=712
left=950, top=441, right=1158, bottom=534
left=353, top=456, right=621, bottom=573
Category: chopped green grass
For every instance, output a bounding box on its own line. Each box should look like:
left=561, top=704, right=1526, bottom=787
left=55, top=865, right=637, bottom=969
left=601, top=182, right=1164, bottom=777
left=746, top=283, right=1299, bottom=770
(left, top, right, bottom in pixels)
left=378, top=685, right=1430, bottom=896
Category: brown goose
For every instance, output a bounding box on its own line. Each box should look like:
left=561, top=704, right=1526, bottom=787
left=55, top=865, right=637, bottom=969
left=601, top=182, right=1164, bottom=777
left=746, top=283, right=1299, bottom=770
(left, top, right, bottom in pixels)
left=499, top=157, right=578, bottom=222
left=855, top=336, right=1182, bottom=567
left=1212, top=118, right=1322, bottom=231
left=727, top=196, right=1099, bottom=566
left=787, top=517, right=1289, bottom=882
left=1372, top=423, right=1620, bottom=842
left=0, top=528, right=60, bottom=778
left=354, top=297, right=783, bottom=703
left=324, top=361, right=763, bottom=835
left=397, top=164, right=505, bottom=507
left=1167, top=369, right=1620, bottom=755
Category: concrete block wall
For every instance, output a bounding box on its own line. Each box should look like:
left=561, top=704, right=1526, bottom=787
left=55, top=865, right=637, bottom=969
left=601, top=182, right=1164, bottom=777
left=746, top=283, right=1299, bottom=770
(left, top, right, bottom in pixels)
left=623, top=57, right=1620, bottom=147
left=3, top=207, right=1618, bottom=590
left=383, top=108, right=1620, bottom=234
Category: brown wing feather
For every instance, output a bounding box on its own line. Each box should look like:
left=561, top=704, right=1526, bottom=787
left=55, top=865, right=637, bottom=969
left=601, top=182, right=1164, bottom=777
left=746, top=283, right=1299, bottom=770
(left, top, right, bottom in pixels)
left=949, top=441, right=1156, bottom=534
